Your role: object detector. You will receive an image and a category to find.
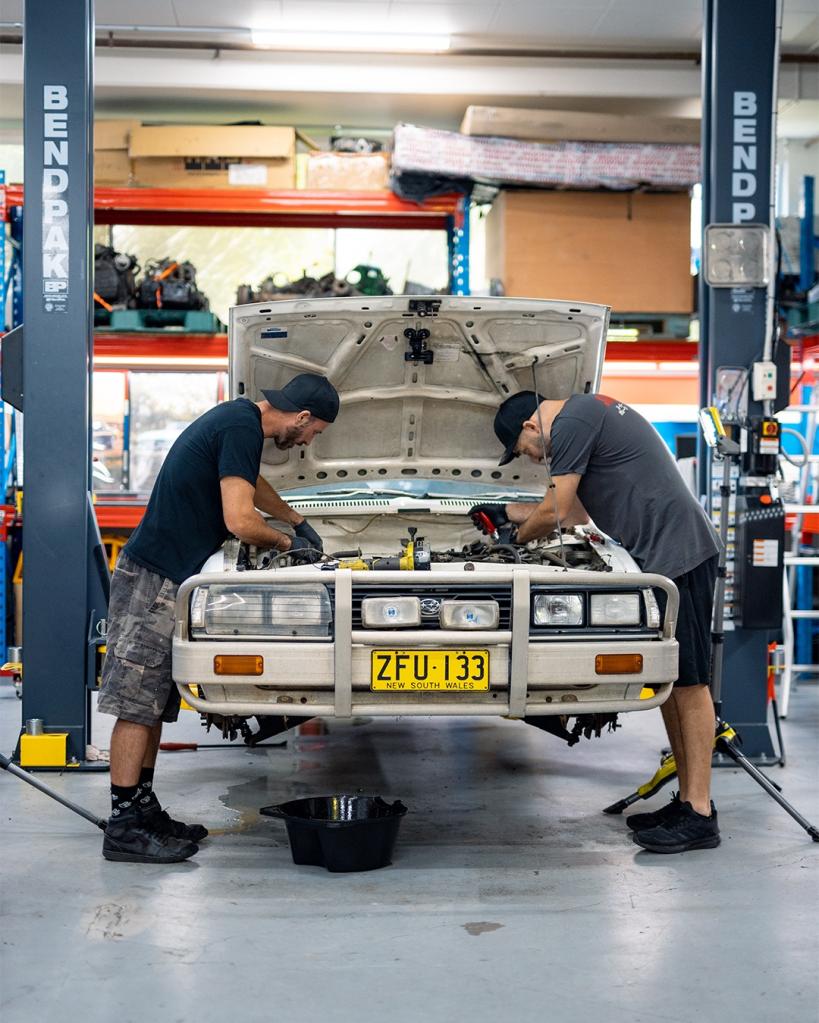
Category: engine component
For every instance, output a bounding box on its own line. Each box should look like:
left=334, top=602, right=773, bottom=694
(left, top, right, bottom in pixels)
left=94, top=243, right=139, bottom=309
left=201, top=712, right=292, bottom=745
left=236, top=271, right=360, bottom=304
left=347, top=264, right=392, bottom=296
left=525, top=713, right=621, bottom=746
left=137, top=258, right=209, bottom=311
left=432, top=531, right=611, bottom=571
left=326, top=528, right=431, bottom=571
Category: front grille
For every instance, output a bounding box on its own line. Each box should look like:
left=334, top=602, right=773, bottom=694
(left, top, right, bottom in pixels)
left=351, top=584, right=512, bottom=630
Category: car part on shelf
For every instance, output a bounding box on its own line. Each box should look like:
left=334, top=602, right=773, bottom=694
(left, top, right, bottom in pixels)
left=93, top=243, right=139, bottom=312
left=137, top=258, right=209, bottom=311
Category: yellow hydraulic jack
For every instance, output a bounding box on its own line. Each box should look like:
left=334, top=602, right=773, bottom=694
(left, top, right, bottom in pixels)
left=605, top=410, right=819, bottom=842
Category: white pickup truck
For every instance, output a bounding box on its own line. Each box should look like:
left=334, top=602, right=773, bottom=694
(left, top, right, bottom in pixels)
left=172, top=296, right=678, bottom=744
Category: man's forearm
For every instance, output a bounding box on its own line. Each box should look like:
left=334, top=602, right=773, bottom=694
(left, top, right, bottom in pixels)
left=231, top=509, right=292, bottom=550
left=254, top=475, right=301, bottom=525
left=516, top=502, right=560, bottom=543
left=506, top=502, right=540, bottom=524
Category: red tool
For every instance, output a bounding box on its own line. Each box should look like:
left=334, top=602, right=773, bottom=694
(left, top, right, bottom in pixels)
left=473, top=511, right=499, bottom=541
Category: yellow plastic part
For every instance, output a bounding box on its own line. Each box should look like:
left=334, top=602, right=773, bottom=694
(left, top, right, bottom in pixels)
left=20, top=732, right=68, bottom=768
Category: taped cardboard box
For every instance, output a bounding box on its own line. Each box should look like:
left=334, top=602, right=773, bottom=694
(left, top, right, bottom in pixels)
left=305, top=151, right=390, bottom=190
left=129, top=125, right=296, bottom=188
left=94, top=120, right=139, bottom=185
left=95, top=119, right=139, bottom=150
left=460, top=107, right=701, bottom=145
left=94, top=149, right=133, bottom=185
left=486, top=191, right=693, bottom=314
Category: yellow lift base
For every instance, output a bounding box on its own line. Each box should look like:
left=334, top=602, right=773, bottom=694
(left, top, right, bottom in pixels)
left=19, top=733, right=71, bottom=769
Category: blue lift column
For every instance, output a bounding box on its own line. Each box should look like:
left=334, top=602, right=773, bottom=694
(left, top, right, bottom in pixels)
left=16, top=0, right=107, bottom=767
left=701, top=0, right=781, bottom=761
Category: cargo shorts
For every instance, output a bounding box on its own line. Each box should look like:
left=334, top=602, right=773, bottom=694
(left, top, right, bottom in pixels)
left=97, top=553, right=181, bottom=726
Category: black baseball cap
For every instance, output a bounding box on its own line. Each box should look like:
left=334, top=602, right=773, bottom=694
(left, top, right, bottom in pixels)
left=262, top=373, right=340, bottom=423
left=494, top=390, right=541, bottom=466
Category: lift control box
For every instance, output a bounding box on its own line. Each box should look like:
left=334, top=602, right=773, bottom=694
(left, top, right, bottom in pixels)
left=733, top=492, right=785, bottom=629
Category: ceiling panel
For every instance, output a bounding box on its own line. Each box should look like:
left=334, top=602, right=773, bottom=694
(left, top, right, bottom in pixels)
left=782, top=12, right=819, bottom=46
left=170, top=0, right=281, bottom=29
left=487, top=6, right=610, bottom=37
left=593, top=10, right=702, bottom=42
left=1, top=0, right=816, bottom=50
left=279, top=1, right=392, bottom=31
left=387, top=3, right=499, bottom=34
left=97, top=0, right=179, bottom=25
left=494, top=0, right=610, bottom=10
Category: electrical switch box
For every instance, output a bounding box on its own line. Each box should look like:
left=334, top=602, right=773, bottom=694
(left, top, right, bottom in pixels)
left=752, top=361, right=777, bottom=401
left=733, top=493, right=785, bottom=629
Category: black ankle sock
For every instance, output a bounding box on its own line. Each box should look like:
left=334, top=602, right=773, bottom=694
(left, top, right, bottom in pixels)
left=136, top=767, right=158, bottom=807
left=110, top=783, right=139, bottom=817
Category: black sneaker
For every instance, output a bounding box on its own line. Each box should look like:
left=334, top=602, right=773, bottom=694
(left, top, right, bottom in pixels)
left=103, top=809, right=199, bottom=863
left=626, top=792, right=682, bottom=832
left=138, top=792, right=209, bottom=844
left=632, top=801, right=720, bottom=854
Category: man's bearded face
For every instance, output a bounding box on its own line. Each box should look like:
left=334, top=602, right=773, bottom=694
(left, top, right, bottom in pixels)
left=273, top=414, right=327, bottom=450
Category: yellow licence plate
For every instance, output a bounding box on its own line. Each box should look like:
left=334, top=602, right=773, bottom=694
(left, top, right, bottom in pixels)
left=371, top=649, right=490, bottom=692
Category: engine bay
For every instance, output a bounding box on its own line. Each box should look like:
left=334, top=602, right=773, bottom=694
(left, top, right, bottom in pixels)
left=227, top=527, right=613, bottom=574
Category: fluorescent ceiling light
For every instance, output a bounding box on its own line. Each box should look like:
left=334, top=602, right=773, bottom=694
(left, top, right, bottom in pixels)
left=250, top=30, right=451, bottom=52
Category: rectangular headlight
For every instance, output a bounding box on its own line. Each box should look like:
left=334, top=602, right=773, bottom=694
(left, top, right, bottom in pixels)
left=361, top=596, right=421, bottom=628
left=533, top=593, right=583, bottom=626
left=590, top=592, right=641, bottom=626
left=439, top=600, right=499, bottom=630
left=191, top=584, right=332, bottom=638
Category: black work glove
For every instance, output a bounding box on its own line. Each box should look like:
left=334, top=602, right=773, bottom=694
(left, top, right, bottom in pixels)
left=496, top=522, right=519, bottom=545
left=288, top=535, right=322, bottom=563
left=294, top=519, right=324, bottom=552
left=469, top=503, right=509, bottom=536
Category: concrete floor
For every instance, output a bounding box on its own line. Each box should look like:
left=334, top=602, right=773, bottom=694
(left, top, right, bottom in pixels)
left=1, top=684, right=817, bottom=1023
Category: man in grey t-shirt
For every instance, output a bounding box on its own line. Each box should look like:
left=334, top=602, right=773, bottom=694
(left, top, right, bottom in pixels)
left=469, top=391, right=722, bottom=854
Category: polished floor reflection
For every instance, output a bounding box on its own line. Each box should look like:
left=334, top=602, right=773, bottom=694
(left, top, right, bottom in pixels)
left=1, top=685, right=817, bottom=1023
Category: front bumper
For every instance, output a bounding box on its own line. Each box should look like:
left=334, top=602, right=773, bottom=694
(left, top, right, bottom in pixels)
left=172, top=568, right=679, bottom=719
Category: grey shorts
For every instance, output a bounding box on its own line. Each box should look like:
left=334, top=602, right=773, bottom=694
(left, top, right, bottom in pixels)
left=97, top=553, right=181, bottom=726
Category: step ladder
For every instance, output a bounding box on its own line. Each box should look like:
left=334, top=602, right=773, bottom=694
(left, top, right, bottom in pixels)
left=780, top=399, right=819, bottom=717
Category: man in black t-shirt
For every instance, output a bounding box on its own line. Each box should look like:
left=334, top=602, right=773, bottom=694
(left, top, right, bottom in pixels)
left=470, top=390, right=722, bottom=855
left=98, top=373, right=339, bottom=864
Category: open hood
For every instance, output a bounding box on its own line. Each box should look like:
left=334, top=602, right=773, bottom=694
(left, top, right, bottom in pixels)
left=229, top=295, right=609, bottom=491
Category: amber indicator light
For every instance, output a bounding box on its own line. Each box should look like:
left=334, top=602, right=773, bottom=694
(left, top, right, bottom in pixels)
left=214, top=655, right=264, bottom=676
left=595, top=653, right=643, bottom=675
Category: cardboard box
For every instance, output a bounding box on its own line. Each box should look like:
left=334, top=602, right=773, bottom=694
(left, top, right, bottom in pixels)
left=94, top=119, right=139, bottom=150
left=94, top=149, right=133, bottom=185
left=305, top=151, right=390, bottom=190
left=461, top=106, right=701, bottom=145
left=486, top=191, right=693, bottom=314
left=129, top=125, right=296, bottom=188
left=93, top=120, right=139, bottom=185
left=393, top=124, right=699, bottom=190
